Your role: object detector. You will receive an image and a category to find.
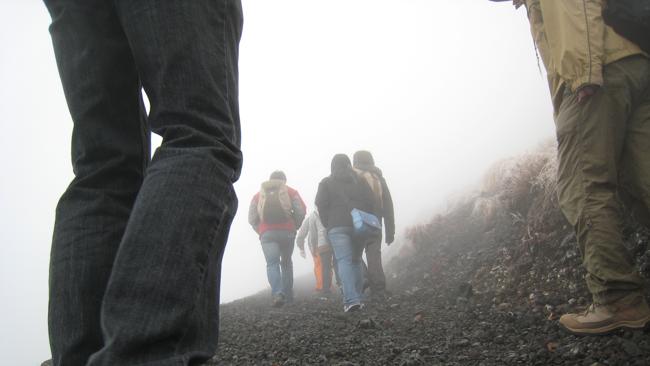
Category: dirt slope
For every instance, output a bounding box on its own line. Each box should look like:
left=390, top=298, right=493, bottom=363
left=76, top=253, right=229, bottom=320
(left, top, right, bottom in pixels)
left=208, top=144, right=650, bottom=365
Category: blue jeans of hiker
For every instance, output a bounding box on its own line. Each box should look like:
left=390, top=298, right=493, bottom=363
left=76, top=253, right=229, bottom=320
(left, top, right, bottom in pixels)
left=260, top=230, right=296, bottom=300
left=44, top=1, right=243, bottom=365
left=328, top=227, right=364, bottom=307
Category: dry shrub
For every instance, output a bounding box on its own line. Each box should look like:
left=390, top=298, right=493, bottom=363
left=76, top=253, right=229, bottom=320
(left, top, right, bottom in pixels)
left=472, top=196, right=503, bottom=228
left=406, top=139, right=561, bottom=255
left=475, top=139, right=558, bottom=218
left=530, top=140, right=558, bottom=214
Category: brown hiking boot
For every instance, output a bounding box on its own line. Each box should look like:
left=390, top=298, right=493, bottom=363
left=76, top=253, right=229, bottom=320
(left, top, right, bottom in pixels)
left=559, top=297, right=650, bottom=335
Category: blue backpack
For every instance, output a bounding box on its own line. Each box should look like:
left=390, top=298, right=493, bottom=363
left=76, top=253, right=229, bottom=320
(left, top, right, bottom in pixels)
left=351, top=208, right=381, bottom=238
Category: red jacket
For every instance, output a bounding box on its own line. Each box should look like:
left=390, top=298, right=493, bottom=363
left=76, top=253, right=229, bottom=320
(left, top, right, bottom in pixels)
left=247, top=185, right=306, bottom=236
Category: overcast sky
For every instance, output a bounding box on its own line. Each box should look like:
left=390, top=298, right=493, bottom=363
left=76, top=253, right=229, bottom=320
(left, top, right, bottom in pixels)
left=0, top=1, right=554, bottom=364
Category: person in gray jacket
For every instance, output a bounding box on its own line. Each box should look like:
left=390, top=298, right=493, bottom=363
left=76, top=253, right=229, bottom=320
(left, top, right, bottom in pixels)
left=295, top=210, right=338, bottom=294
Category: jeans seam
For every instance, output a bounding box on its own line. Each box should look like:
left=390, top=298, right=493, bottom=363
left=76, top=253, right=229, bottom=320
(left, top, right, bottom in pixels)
left=176, top=184, right=233, bottom=356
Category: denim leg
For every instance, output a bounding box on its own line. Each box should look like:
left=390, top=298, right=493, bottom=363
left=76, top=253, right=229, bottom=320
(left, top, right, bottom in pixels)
left=44, top=0, right=243, bottom=365
left=279, top=239, right=295, bottom=300
left=44, top=1, right=149, bottom=365
left=261, top=240, right=283, bottom=297
left=328, top=227, right=364, bottom=306
left=88, top=0, right=243, bottom=363
left=261, top=230, right=295, bottom=299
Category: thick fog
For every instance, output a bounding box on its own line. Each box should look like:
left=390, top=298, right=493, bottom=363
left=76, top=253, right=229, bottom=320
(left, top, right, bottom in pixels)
left=0, top=0, right=554, bottom=364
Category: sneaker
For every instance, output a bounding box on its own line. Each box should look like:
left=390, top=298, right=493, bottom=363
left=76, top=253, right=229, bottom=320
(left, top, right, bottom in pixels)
left=344, top=303, right=362, bottom=313
left=559, top=297, right=650, bottom=335
left=272, top=294, right=285, bottom=308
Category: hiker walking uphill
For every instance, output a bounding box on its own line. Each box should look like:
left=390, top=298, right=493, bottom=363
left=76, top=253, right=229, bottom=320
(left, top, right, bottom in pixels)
left=43, top=1, right=243, bottom=365
left=249, top=171, right=306, bottom=307
left=316, top=154, right=379, bottom=312
left=296, top=210, right=338, bottom=294
left=353, top=150, right=395, bottom=300
left=491, top=0, right=650, bottom=335
left=295, top=210, right=337, bottom=294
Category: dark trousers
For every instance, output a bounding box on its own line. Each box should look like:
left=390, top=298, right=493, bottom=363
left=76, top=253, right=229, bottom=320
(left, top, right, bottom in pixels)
left=364, top=233, right=386, bottom=294
left=44, top=1, right=243, bottom=365
left=318, top=250, right=335, bottom=291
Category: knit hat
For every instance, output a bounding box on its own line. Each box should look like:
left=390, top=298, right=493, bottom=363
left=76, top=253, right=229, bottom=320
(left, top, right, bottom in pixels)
left=269, top=170, right=287, bottom=182
left=353, top=150, right=375, bottom=168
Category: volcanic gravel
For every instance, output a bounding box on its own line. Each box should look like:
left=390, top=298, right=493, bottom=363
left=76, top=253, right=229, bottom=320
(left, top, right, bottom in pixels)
left=208, top=235, right=650, bottom=365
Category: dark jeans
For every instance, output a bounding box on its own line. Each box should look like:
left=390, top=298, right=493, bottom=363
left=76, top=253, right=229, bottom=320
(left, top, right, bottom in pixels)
left=44, top=1, right=243, bottom=365
left=260, top=230, right=296, bottom=300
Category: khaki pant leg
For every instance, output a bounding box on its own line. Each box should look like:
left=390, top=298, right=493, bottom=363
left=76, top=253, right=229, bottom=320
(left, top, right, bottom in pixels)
left=554, top=56, right=647, bottom=305
left=620, top=58, right=650, bottom=228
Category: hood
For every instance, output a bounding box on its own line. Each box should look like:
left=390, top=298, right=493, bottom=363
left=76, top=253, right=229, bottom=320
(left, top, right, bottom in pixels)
left=353, top=150, right=382, bottom=176
left=330, top=154, right=355, bottom=181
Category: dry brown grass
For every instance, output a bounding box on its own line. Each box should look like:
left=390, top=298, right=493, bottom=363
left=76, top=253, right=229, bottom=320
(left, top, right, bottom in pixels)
left=471, top=139, right=558, bottom=225
left=406, top=139, right=562, bottom=251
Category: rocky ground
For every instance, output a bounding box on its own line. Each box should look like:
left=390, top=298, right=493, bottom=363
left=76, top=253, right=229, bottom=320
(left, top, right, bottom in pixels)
left=208, top=224, right=650, bottom=365
left=207, top=146, right=650, bottom=366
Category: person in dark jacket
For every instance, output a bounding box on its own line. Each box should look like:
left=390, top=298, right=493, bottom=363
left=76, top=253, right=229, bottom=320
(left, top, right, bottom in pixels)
left=315, top=154, right=378, bottom=312
left=353, top=150, right=395, bottom=299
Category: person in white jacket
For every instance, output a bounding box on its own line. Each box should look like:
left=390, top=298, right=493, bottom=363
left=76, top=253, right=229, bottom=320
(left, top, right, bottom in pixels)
left=295, top=210, right=338, bottom=293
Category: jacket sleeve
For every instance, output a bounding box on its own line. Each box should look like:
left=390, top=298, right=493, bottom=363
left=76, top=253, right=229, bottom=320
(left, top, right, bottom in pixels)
left=247, top=194, right=260, bottom=233
left=295, top=213, right=310, bottom=251
left=380, top=176, right=395, bottom=241
left=538, top=0, right=605, bottom=91
left=315, top=180, right=329, bottom=228
left=315, top=214, right=329, bottom=248
left=291, top=191, right=307, bottom=228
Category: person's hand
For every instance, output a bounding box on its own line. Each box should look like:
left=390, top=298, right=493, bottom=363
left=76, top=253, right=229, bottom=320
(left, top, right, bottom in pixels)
left=386, top=235, right=394, bottom=245
left=577, top=84, right=599, bottom=103
left=300, top=249, right=306, bottom=258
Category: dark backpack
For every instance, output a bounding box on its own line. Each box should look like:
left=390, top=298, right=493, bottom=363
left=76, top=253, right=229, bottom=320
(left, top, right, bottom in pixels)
left=603, top=0, right=650, bottom=54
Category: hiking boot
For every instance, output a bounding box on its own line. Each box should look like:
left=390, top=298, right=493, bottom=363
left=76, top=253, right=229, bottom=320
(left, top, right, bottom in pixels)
left=559, top=297, right=650, bottom=335
left=272, top=294, right=285, bottom=308
left=344, top=303, right=362, bottom=313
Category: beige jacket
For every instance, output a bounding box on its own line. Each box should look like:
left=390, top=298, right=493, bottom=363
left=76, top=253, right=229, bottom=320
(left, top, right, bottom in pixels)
left=524, top=0, right=645, bottom=112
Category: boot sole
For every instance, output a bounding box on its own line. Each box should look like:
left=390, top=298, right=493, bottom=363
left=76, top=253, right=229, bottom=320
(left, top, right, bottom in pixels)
left=561, top=315, right=650, bottom=335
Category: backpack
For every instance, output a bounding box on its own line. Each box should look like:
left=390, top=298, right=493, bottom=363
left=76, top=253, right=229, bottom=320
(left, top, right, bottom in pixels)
left=355, top=168, right=383, bottom=211
left=351, top=208, right=382, bottom=239
left=603, top=0, right=650, bottom=54
left=257, top=180, right=293, bottom=224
